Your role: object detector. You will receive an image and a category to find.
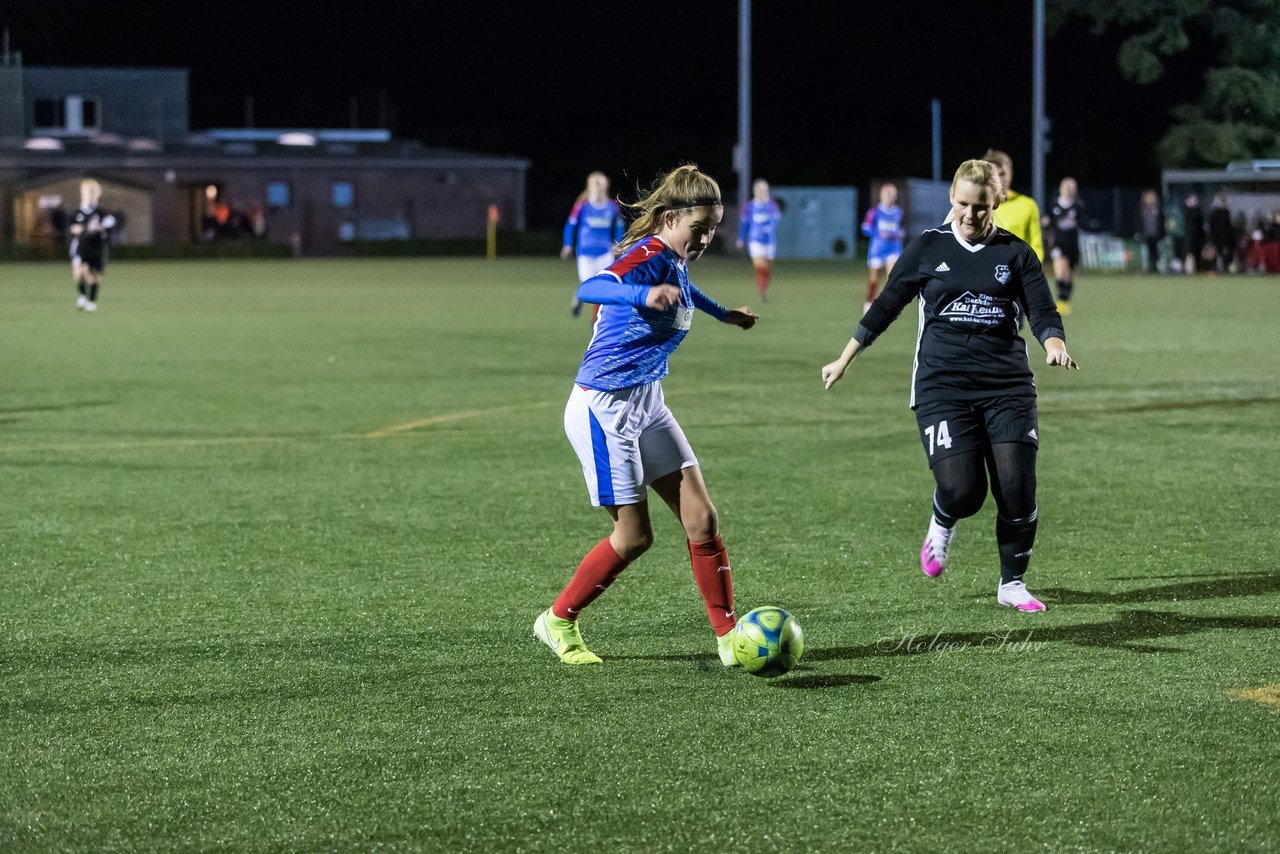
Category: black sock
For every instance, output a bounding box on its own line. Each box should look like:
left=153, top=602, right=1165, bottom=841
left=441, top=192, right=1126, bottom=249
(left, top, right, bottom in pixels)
left=932, top=492, right=960, bottom=529
left=88, top=283, right=99, bottom=302
left=1056, top=279, right=1073, bottom=302
left=997, top=509, right=1038, bottom=584
left=77, top=279, right=87, bottom=297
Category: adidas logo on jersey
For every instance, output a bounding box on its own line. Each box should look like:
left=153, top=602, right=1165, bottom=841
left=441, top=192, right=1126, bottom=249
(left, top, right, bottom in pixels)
left=935, top=262, right=951, bottom=272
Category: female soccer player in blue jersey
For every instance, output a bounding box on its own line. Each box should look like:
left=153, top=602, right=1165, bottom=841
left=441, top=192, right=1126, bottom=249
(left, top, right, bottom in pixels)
left=536, top=165, right=758, bottom=666
left=861, top=181, right=905, bottom=315
left=822, top=159, right=1077, bottom=613
left=736, top=179, right=783, bottom=301
left=562, top=171, right=625, bottom=318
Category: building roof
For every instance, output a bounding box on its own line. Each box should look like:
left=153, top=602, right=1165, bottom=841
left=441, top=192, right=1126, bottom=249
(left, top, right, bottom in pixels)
left=1, top=129, right=531, bottom=171
left=1163, top=162, right=1280, bottom=185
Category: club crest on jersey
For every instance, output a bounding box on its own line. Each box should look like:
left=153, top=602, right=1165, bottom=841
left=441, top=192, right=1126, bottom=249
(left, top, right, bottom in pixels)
left=939, top=291, right=1005, bottom=326
left=994, top=264, right=1011, bottom=285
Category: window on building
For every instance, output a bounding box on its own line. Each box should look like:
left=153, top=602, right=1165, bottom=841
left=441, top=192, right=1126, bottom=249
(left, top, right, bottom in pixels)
left=33, top=99, right=65, bottom=129
left=266, top=181, right=290, bottom=209
left=32, top=96, right=99, bottom=132
left=331, top=181, right=355, bottom=208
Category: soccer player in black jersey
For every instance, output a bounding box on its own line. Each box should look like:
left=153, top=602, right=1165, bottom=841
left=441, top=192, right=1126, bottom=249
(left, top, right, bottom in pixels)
left=821, top=159, right=1078, bottom=612
left=1044, top=177, right=1085, bottom=315
left=69, top=179, right=116, bottom=313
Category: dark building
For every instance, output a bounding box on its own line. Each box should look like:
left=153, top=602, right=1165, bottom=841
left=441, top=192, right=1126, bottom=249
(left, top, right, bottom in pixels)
left=0, top=56, right=529, bottom=255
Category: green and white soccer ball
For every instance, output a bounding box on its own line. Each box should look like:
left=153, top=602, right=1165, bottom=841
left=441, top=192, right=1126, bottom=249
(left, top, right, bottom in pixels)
left=732, top=606, right=804, bottom=678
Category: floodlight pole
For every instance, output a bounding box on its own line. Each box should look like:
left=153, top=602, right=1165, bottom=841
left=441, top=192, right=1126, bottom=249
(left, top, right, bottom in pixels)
left=1032, top=0, right=1047, bottom=209
left=931, top=98, right=942, bottom=182
left=737, top=0, right=751, bottom=211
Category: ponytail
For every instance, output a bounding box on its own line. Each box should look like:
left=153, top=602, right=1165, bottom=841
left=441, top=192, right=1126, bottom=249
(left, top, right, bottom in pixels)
left=616, top=164, right=722, bottom=253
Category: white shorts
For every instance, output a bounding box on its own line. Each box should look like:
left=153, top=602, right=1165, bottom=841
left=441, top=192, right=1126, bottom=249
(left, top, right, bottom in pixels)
left=577, top=252, right=614, bottom=282
left=748, top=241, right=776, bottom=261
left=867, top=245, right=901, bottom=270
left=564, top=382, right=698, bottom=507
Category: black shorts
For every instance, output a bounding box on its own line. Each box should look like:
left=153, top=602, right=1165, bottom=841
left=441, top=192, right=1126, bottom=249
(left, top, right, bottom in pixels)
left=1050, top=241, right=1080, bottom=268
left=73, top=241, right=107, bottom=274
left=914, top=395, right=1038, bottom=467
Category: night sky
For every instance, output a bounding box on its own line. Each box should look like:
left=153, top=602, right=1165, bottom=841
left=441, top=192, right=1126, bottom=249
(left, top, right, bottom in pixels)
left=5, top=0, right=1210, bottom=228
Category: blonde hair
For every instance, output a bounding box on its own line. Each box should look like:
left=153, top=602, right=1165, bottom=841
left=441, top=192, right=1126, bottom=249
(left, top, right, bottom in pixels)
left=952, top=159, right=1005, bottom=204
left=80, top=178, right=102, bottom=194
left=617, top=164, right=722, bottom=253
left=576, top=171, right=609, bottom=204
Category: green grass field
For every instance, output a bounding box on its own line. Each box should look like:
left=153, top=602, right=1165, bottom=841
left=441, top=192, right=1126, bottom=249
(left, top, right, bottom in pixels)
left=3, top=257, right=1278, bottom=852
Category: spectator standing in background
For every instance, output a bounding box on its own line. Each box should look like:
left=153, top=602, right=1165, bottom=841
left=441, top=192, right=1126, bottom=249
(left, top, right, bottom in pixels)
left=1164, top=197, right=1185, bottom=273
left=1183, top=193, right=1206, bottom=274
left=1208, top=192, right=1235, bottom=275
left=1139, top=189, right=1163, bottom=274
left=1232, top=211, right=1249, bottom=271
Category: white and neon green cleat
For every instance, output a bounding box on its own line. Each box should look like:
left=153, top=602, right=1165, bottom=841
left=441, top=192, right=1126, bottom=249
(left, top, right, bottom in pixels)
left=534, top=608, right=603, bottom=665
left=717, top=629, right=740, bottom=667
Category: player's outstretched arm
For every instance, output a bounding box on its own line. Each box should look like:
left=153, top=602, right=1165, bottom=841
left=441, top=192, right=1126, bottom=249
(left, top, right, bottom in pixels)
left=1043, top=337, right=1079, bottom=370
left=644, top=284, right=682, bottom=311
left=821, top=338, right=864, bottom=389
left=722, top=307, right=758, bottom=329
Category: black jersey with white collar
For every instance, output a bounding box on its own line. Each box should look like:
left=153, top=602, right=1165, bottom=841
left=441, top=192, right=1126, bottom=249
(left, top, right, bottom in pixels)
left=855, top=222, right=1065, bottom=407
left=1048, top=198, right=1084, bottom=253
left=69, top=205, right=113, bottom=252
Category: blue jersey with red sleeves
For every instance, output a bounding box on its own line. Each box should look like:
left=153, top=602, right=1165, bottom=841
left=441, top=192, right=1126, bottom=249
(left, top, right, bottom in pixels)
left=862, top=204, right=905, bottom=249
left=574, top=237, right=729, bottom=391
left=737, top=200, right=782, bottom=245
left=563, top=199, right=625, bottom=258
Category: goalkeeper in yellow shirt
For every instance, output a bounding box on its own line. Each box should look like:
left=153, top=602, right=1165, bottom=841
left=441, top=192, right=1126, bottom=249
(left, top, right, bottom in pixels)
left=983, top=148, right=1043, bottom=262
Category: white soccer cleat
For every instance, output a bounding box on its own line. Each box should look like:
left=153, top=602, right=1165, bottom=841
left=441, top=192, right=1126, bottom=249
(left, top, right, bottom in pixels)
left=84, top=301, right=98, bottom=312
left=920, top=516, right=954, bottom=578
left=76, top=295, right=88, bottom=309
left=997, top=580, right=1046, bottom=612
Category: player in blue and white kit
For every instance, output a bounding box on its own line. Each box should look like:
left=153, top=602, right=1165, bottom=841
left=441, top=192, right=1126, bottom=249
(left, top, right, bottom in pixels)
left=535, top=165, right=758, bottom=667
left=735, top=179, right=782, bottom=301
left=861, top=181, right=905, bottom=314
left=562, top=171, right=625, bottom=318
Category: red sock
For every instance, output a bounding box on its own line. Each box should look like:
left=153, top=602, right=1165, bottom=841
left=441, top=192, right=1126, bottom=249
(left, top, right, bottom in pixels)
left=553, top=537, right=630, bottom=620
left=761, top=267, right=772, bottom=293
left=755, top=267, right=768, bottom=298
left=688, top=535, right=736, bottom=635
left=866, top=278, right=878, bottom=302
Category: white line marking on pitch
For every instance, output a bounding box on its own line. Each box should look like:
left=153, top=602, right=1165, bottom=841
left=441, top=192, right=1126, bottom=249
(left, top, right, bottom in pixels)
left=0, top=401, right=558, bottom=453
left=365, top=401, right=556, bottom=438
